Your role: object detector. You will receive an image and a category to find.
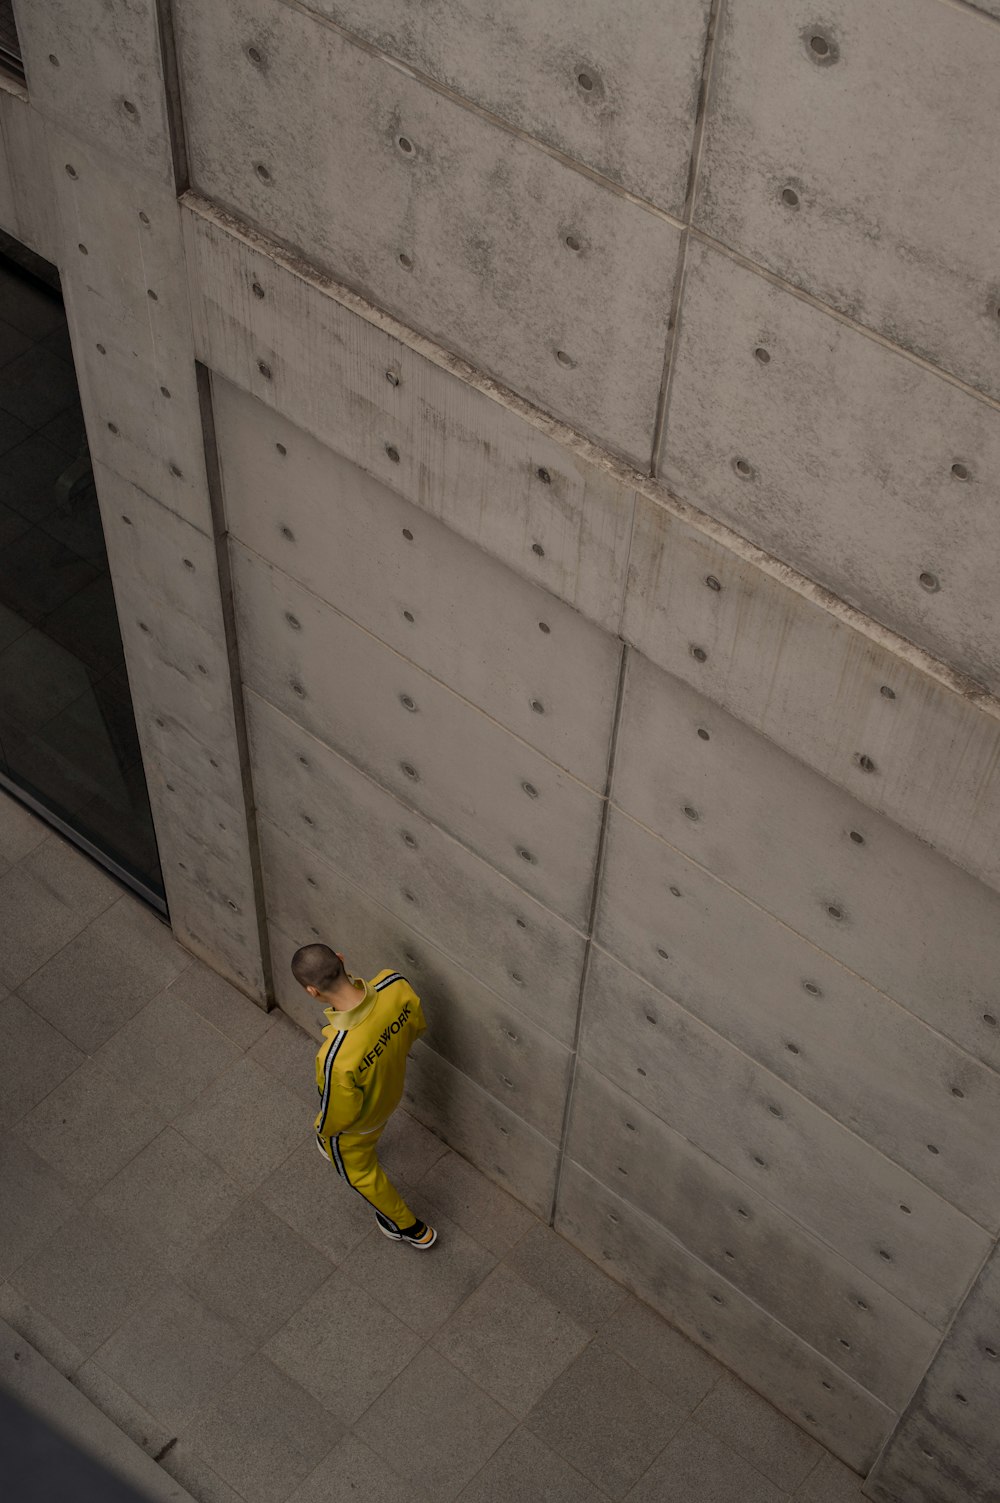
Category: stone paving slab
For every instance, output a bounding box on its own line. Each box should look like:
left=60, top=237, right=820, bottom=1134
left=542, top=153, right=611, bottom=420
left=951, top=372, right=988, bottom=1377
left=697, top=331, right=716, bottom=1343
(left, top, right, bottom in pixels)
left=0, top=787, right=858, bottom=1503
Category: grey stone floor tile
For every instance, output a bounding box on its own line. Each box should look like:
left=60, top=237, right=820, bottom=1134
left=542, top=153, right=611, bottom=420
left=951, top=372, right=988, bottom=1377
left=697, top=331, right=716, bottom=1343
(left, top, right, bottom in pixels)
left=0, top=344, right=80, bottom=427
left=457, top=1425, right=606, bottom=1503
left=0, top=315, right=32, bottom=367
left=187, top=1352, right=342, bottom=1503
left=288, top=1433, right=431, bottom=1503
left=0, top=1281, right=86, bottom=1376
left=416, top=1148, right=537, bottom=1257
left=174, top=1055, right=308, bottom=1188
left=16, top=1057, right=165, bottom=1194
left=379, top=1107, right=450, bottom=1185
left=0, top=793, right=47, bottom=866
left=524, top=1342, right=685, bottom=1501
left=340, top=1209, right=496, bottom=1339
left=0, top=835, right=120, bottom=989
left=693, top=1373, right=825, bottom=1493
left=163, top=960, right=274, bottom=1050
left=258, top=1138, right=380, bottom=1264
left=795, top=1453, right=866, bottom=1501
left=8, top=1206, right=163, bottom=1358
left=248, top=1009, right=322, bottom=1106
left=92, top=1128, right=247, bottom=1263
left=94, top=1283, right=254, bottom=1431
left=265, top=1268, right=423, bottom=1422
left=94, top=994, right=243, bottom=1121
left=181, top=1196, right=333, bottom=1343
left=0, top=1135, right=79, bottom=1279
left=160, top=1440, right=248, bottom=1503
left=432, top=1262, right=589, bottom=1417
left=0, top=274, right=65, bottom=338
left=71, top=1358, right=175, bottom=1460
left=355, top=1347, right=515, bottom=1501
left=625, top=1419, right=790, bottom=1503
left=0, top=991, right=83, bottom=1128
left=19, top=897, right=190, bottom=1053
left=504, top=1221, right=627, bottom=1333
left=596, top=1294, right=726, bottom=1413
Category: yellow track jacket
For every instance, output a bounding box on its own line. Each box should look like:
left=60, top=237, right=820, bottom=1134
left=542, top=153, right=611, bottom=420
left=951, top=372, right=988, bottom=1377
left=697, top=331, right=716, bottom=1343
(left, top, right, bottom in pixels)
left=313, top=970, right=425, bottom=1152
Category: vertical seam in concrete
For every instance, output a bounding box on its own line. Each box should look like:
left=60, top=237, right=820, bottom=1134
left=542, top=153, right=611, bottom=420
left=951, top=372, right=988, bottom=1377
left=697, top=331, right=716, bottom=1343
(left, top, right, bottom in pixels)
left=865, top=1232, right=1000, bottom=1487
left=547, top=639, right=629, bottom=1226
left=195, top=362, right=275, bottom=1007
left=154, top=0, right=190, bottom=193
left=649, top=0, right=725, bottom=478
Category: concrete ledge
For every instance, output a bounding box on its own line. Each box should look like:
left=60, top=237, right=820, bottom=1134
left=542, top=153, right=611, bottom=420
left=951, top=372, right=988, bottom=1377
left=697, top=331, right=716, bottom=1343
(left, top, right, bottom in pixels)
left=0, top=1319, right=196, bottom=1503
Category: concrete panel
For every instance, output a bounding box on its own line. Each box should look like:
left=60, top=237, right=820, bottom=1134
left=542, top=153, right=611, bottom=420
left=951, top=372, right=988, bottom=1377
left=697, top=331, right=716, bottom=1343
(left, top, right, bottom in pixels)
left=696, top=0, right=1000, bottom=399
left=93, top=469, right=264, bottom=999
left=215, top=378, right=620, bottom=787
left=142, top=757, right=267, bottom=1001
left=865, top=1240, right=1000, bottom=1503
left=173, top=0, right=681, bottom=462
left=615, top=650, right=1000, bottom=1074
left=580, top=945, right=990, bottom=1328
left=247, top=713, right=585, bottom=1044
left=301, top=0, right=711, bottom=213
left=46, top=129, right=211, bottom=534
left=261, top=827, right=571, bottom=1141
left=0, top=84, right=57, bottom=259
left=661, top=241, right=1000, bottom=692
left=622, top=494, right=1000, bottom=894
left=184, top=201, right=636, bottom=635
left=555, top=1161, right=894, bottom=1475
left=233, top=549, right=603, bottom=926
left=14, top=0, right=174, bottom=181
left=403, top=1038, right=558, bottom=1220
left=597, top=818, right=1000, bottom=1231
left=567, top=1064, right=938, bottom=1411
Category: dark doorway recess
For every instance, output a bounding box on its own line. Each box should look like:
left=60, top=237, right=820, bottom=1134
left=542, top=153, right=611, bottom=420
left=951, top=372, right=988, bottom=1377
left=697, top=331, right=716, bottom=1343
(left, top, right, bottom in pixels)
left=0, top=237, right=165, bottom=909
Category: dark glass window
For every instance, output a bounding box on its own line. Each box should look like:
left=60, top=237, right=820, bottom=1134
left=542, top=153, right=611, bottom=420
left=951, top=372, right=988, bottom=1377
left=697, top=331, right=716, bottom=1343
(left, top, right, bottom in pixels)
left=0, top=240, right=165, bottom=908
left=0, top=1, right=24, bottom=85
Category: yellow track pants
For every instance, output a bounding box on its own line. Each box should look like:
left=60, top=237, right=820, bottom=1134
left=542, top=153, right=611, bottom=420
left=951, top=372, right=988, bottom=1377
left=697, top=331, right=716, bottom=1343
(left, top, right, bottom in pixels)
left=324, top=1125, right=416, bottom=1232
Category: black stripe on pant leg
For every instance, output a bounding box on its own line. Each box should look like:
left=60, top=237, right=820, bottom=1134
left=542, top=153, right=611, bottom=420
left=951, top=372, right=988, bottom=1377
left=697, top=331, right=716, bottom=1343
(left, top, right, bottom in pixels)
left=332, top=1134, right=400, bottom=1231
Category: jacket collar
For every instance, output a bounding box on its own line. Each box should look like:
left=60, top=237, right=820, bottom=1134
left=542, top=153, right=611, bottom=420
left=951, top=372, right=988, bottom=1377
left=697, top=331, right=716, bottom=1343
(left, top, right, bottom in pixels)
left=323, top=974, right=376, bottom=1032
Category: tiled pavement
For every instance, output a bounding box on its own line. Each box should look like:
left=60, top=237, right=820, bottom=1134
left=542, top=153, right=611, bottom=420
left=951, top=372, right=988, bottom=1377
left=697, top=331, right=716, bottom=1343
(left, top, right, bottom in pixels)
left=0, top=790, right=868, bottom=1503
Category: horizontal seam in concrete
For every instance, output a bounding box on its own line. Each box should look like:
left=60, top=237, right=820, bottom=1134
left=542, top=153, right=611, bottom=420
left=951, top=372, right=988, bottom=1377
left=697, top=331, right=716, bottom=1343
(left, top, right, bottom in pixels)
left=277, top=0, right=687, bottom=229
left=181, top=192, right=1000, bottom=725
left=610, top=802, right=1000, bottom=1087
left=936, top=0, right=1000, bottom=26
left=232, top=538, right=608, bottom=793
left=583, top=935, right=996, bottom=1243
left=688, top=228, right=1000, bottom=417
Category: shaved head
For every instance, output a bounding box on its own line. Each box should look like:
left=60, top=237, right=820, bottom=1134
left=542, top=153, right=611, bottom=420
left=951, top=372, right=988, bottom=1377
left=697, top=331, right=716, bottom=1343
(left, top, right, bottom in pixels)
left=291, top=943, right=343, bottom=993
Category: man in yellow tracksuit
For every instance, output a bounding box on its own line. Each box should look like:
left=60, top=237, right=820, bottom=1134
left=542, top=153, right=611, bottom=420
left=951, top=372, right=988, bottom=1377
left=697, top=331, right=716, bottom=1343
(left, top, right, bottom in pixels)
left=291, top=942, right=437, bottom=1248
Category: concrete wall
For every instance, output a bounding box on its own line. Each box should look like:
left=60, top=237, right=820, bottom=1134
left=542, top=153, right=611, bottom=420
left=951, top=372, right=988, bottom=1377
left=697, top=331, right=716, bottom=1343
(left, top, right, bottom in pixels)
left=4, top=2, right=1000, bottom=1497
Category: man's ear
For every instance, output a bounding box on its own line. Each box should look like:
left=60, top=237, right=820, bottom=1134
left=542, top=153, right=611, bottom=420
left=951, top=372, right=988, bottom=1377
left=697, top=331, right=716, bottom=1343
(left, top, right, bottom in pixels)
left=306, top=985, right=319, bottom=999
